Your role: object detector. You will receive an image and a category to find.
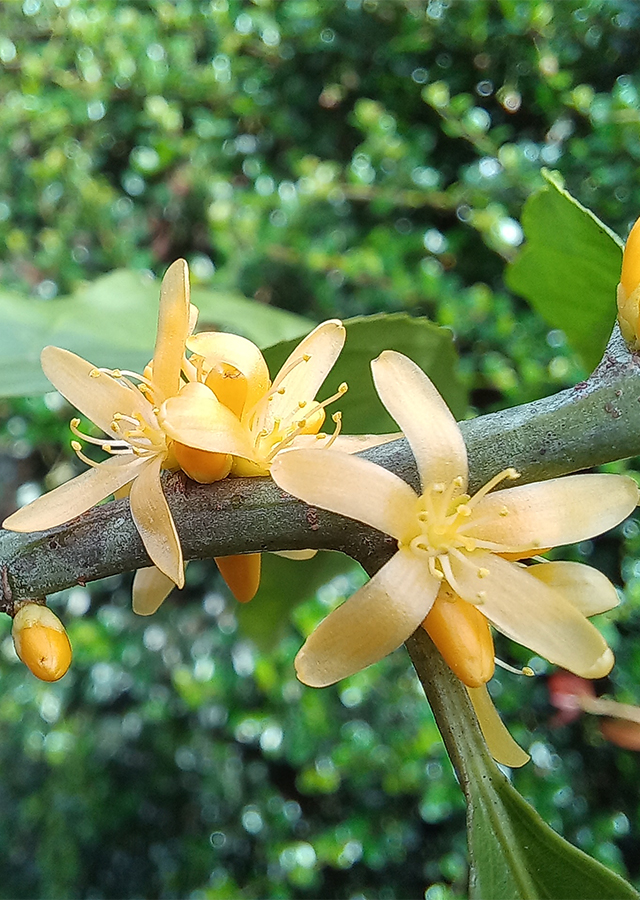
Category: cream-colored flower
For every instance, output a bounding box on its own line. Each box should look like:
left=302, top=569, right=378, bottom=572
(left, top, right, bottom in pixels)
left=3, top=261, right=250, bottom=589
left=160, top=319, right=350, bottom=476
left=618, top=214, right=640, bottom=348
left=271, top=351, right=638, bottom=764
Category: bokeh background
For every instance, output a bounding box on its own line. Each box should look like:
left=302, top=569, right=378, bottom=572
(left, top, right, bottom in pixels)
left=1, top=1, right=640, bottom=897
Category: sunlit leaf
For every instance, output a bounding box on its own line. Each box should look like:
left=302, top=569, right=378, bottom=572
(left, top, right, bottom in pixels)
left=506, top=169, right=623, bottom=371
left=0, top=271, right=313, bottom=398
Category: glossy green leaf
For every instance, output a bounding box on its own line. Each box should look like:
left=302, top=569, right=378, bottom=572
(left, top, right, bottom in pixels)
left=506, top=170, right=623, bottom=371
left=467, top=758, right=639, bottom=900
left=0, top=270, right=313, bottom=398
left=263, top=313, right=467, bottom=434
left=237, top=551, right=362, bottom=649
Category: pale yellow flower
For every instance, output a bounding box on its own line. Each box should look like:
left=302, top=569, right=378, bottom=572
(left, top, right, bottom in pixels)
left=271, top=350, right=638, bottom=765
left=3, top=261, right=250, bottom=589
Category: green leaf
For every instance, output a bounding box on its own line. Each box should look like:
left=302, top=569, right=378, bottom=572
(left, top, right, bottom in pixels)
left=408, top=630, right=639, bottom=900
left=236, top=551, right=361, bottom=649
left=506, top=169, right=623, bottom=371
left=466, top=756, right=639, bottom=900
left=0, top=270, right=313, bottom=398
left=263, top=313, right=467, bottom=433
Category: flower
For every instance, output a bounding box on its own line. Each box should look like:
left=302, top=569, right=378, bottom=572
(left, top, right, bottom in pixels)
left=159, top=319, right=349, bottom=476
left=617, top=214, right=640, bottom=348
left=271, top=350, right=638, bottom=764
left=12, top=603, right=72, bottom=682
left=3, top=260, right=249, bottom=589
left=154, top=319, right=351, bottom=608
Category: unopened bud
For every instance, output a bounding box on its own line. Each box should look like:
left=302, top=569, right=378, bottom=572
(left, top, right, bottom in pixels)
left=12, top=604, right=72, bottom=682
left=617, top=216, right=640, bottom=349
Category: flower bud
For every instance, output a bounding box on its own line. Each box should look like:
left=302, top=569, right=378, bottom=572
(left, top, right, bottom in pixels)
left=12, top=604, right=72, bottom=682
left=617, top=216, right=640, bottom=348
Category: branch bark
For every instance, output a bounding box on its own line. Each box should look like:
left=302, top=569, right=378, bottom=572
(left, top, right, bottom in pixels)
left=1, top=326, right=639, bottom=607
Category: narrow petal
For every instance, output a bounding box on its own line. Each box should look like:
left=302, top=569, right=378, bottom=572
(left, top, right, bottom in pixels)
left=371, top=351, right=468, bottom=492
left=528, top=561, right=620, bottom=617
left=295, top=548, right=439, bottom=686
left=3, top=454, right=146, bottom=532
left=132, top=566, right=178, bottom=616
left=152, top=259, right=191, bottom=403
left=41, top=347, right=152, bottom=435
left=448, top=551, right=614, bottom=679
left=187, top=331, right=270, bottom=413
left=159, top=382, right=257, bottom=460
left=265, top=320, right=345, bottom=426
left=273, top=549, right=317, bottom=560
left=466, top=685, right=530, bottom=768
left=271, top=447, right=418, bottom=541
left=467, top=474, right=639, bottom=552
left=129, top=455, right=184, bottom=588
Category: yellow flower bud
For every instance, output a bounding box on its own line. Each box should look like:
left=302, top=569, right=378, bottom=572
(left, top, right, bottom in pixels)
left=12, top=604, right=72, bottom=682
left=617, top=216, right=640, bottom=348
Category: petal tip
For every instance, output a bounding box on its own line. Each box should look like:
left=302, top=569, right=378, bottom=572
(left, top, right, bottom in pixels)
left=582, top=646, right=615, bottom=679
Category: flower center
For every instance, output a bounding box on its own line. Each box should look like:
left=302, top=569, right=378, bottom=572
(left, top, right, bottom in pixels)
left=400, top=467, right=520, bottom=582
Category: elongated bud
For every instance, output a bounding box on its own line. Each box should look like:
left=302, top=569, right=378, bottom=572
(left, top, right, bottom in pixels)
left=12, top=604, right=72, bottom=682
left=617, top=216, right=640, bottom=348
left=422, top=585, right=495, bottom=688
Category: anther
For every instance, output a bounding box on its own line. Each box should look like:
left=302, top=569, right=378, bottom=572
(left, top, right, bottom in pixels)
left=89, top=369, right=101, bottom=378
left=277, top=388, right=286, bottom=395
left=507, top=468, right=520, bottom=480
left=477, top=567, right=489, bottom=578
left=70, top=418, right=80, bottom=428
left=476, top=591, right=486, bottom=602
left=495, top=658, right=535, bottom=677
left=111, top=369, right=122, bottom=378
left=302, top=354, right=311, bottom=362
left=499, top=506, right=509, bottom=517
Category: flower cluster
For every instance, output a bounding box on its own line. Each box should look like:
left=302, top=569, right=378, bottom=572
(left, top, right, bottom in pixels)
left=4, top=259, right=637, bottom=773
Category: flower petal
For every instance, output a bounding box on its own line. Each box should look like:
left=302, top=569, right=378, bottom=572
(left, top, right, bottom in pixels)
left=152, top=259, right=191, bottom=403
left=271, top=447, right=418, bottom=541
left=295, top=548, right=439, bottom=686
left=449, top=550, right=614, bottom=679
left=527, top=561, right=620, bottom=617
left=159, top=382, right=257, bottom=459
left=132, top=565, right=177, bottom=616
left=467, top=474, right=639, bottom=552
left=466, top=685, right=530, bottom=768
left=187, top=331, right=270, bottom=413
left=264, top=320, right=346, bottom=427
left=273, top=549, right=318, bottom=560
left=41, top=347, right=152, bottom=435
left=3, top=454, right=146, bottom=532
left=371, top=351, right=468, bottom=492
left=129, top=455, right=184, bottom=587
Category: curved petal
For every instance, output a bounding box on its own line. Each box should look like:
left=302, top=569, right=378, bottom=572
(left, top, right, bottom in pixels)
left=467, top=474, right=639, bottom=552
left=3, top=454, right=146, bottom=532
left=273, top=549, right=318, bottom=560
left=466, top=685, right=530, bottom=768
left=41, top=347, right=152, bottom=435
left=152, top=259, right=191, bottom=403
left=265, top=320, right=346, bottom=427
left=271, top=447, right=418, bottom=541
left=295, top=548, right=439, bottom=686
left=371, top=351, right=467, bottom=493
left=159, top=382, right=257, bottom=460
left=187, top=331, right=270, bottom=413
left=527, top=561, right=620, bottom=617
left=448, top=550, right=614, bottom=679
left=132, top=565, right=178, bottom=616
left=129, top=455, right=184, bottom=588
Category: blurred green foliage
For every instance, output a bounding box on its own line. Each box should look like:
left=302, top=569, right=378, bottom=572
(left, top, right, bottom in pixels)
left=2, top=0, right=640, bottom=897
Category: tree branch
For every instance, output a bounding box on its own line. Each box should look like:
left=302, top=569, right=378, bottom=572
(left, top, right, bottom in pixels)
left=1, top=326, right=639, bottom=607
